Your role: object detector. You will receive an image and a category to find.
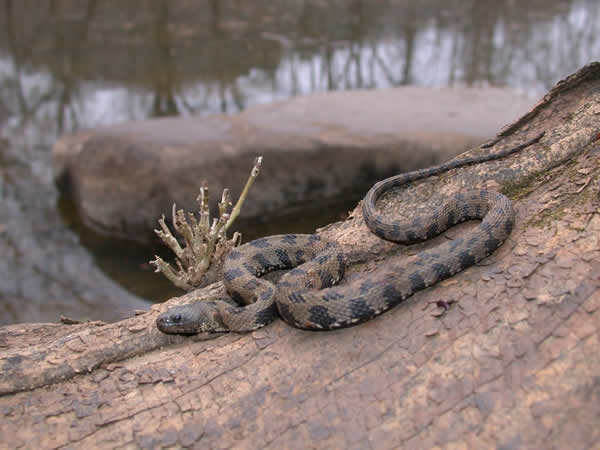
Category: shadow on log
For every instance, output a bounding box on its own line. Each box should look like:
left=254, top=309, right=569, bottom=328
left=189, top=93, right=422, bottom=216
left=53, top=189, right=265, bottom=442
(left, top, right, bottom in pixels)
left=1, top=63, right=599, bottom=449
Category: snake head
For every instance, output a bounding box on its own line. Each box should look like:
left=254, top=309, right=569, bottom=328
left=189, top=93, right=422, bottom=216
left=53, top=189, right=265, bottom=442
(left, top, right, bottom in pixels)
left=156, top=301, right=229, bottom=334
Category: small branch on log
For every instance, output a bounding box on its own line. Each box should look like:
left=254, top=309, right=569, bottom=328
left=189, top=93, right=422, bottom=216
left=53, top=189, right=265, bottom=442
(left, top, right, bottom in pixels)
left=226, top=156, right=263, bottom=231
left=150, top=157, right=263, bottom=291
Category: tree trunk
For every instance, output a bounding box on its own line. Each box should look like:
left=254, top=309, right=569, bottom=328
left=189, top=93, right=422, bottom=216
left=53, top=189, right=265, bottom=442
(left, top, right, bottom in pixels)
left=1, top=63, right=599, bottom=449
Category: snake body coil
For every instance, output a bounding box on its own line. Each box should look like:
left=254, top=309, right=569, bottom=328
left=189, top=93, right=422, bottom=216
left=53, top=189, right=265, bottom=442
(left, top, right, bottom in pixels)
left=157, top=133, right=543, bottom=334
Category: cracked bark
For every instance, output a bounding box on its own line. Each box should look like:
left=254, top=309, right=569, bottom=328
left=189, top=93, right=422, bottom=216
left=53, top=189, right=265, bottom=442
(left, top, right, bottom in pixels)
left=1, top=63, right=600, bottom=449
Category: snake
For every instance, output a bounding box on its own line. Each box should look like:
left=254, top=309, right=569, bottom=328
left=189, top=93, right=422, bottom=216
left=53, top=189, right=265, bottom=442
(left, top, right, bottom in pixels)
left=156, top=132, right=544, bottom=334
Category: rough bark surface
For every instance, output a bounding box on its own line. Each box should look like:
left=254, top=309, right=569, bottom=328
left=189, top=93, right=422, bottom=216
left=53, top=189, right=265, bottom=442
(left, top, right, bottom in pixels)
left=1, top=63, right=600, bottom=449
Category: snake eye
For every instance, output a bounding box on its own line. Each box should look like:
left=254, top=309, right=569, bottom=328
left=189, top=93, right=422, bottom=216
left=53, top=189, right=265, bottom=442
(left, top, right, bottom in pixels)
left=172, top=313, right=182, bottom=323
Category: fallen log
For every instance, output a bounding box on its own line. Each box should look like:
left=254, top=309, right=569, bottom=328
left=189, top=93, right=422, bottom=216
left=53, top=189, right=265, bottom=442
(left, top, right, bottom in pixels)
left=1, top=63, right=599, bottom=449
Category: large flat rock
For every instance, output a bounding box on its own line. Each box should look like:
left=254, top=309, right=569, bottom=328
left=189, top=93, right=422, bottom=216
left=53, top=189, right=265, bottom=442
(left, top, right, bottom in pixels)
left=53, top=87, right=535, bottom=242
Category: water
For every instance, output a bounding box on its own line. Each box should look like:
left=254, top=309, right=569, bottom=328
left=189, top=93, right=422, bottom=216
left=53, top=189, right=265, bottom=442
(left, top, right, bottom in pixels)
left=2, top=0, right=598, bottom=134
left=0, top=0, right=598, bottom=321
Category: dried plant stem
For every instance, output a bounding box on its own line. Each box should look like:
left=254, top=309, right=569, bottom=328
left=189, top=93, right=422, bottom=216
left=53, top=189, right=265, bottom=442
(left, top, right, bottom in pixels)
left=150, top=156, right=263, bottom=291
left=225, top=156, right=262, bottom=231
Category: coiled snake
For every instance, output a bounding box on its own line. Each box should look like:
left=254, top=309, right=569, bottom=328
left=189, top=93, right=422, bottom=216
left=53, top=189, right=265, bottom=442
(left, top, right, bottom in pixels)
left=157, top=133, right=543, bottom=334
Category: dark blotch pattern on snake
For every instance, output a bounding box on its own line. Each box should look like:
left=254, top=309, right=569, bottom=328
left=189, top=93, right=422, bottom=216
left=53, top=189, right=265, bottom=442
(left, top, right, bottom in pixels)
left=157, top=133, right=544, bottom=333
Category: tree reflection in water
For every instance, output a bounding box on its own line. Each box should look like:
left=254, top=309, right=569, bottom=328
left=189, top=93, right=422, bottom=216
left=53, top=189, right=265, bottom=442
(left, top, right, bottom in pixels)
left=0, top=0, right=597, bottom=143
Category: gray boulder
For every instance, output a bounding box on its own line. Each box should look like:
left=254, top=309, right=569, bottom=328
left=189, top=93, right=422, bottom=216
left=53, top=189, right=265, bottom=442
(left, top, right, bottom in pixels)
left=53, top=87, right=535, bottom=242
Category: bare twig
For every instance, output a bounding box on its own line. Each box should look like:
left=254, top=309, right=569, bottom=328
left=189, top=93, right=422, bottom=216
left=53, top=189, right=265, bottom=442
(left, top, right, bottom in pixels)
left=226, top=156, right=263, bottom=231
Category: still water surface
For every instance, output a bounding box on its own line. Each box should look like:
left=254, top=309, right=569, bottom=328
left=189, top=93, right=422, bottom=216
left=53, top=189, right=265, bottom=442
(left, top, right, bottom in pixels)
left=0, top=0, right=598, bottom=309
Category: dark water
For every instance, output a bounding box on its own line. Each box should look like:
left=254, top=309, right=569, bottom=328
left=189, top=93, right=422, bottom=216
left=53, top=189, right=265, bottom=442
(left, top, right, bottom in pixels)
left=0, top=0, right=598, bottom=315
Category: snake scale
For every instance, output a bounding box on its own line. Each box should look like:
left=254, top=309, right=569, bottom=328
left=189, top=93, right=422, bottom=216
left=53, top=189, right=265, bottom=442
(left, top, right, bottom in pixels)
left=157, top=132, right=544, bottom=334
